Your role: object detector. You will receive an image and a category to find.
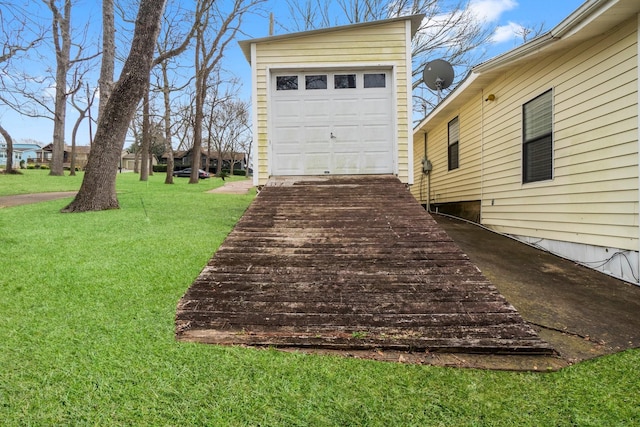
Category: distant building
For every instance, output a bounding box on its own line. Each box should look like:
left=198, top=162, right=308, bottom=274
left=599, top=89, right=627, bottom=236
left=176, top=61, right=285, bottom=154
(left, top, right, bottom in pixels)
left=0, top=142, right=42, bottom=167
left=38, top=144, right=91, bottom=170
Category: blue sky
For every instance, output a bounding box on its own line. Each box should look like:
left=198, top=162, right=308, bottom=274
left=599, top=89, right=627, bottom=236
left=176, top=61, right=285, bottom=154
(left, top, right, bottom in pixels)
left=3, top=0, right=585, bottom=146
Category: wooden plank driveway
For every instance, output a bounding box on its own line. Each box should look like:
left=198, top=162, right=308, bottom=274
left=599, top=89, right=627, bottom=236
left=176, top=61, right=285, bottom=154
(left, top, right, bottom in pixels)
left=176, top=175, right=554, bottom=355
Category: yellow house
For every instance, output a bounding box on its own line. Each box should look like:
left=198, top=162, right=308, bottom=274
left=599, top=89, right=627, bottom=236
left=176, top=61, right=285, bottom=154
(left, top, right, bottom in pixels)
left=239, top=15, right=423, bottom=186
left=412, top=0, right=640, bottom=285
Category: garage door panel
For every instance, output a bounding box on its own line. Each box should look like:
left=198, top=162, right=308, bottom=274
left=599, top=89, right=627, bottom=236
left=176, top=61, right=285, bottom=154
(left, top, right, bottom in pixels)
left=273, top=99, right=304, bottom=120
left=273, top=153, right=303, bottom=175
left=332, top=98, right=360, bottom=118
left=334, top=152, right=361, bottom=174
left=332, top=123, right=360, bottom=145
left=361, top=97, right=392, bottom=118
left=304, top=125, right=331, bottom=145
left=274, top=125, right=304, bottom=144
left=303, top=99, right=332, bottom=120
left=361, top=124, right=391, bottom=142
left=361, top=152, right=393, bottom=173
left=304, top=153, right=331, bottom=174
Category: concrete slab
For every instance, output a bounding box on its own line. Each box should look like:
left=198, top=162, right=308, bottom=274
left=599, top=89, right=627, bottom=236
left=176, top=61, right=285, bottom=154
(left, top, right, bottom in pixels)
left=432, top=213, right=640, bottom=365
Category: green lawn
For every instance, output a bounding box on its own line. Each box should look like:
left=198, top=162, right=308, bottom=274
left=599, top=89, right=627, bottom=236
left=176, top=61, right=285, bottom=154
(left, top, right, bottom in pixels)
left=0, top=170, right=638, bottom=426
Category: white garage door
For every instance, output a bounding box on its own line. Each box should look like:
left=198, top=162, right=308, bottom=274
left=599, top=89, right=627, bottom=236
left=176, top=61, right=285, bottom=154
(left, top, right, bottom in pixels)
left=271, top=70, right=394, bottom=176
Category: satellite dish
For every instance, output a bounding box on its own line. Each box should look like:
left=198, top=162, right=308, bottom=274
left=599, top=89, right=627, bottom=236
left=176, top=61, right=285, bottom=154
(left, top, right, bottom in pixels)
left=422, top=59, right=454, bottom=101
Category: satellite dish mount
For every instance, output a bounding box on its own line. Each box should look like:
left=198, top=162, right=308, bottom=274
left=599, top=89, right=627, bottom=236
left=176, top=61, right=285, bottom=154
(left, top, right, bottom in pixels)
left=422, top=59, right=454, bottom=103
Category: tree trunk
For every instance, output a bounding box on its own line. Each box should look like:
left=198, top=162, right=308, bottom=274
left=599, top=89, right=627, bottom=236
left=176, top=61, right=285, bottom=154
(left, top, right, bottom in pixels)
left=49, top=0, right=72, bottom=176
left=0, top=124, right=14, bottom=173
left=162, top=64, right=174, bottom=184
left=70, top=113, right=80, bottom=176
left=61, top=0, right=168, bottom=212
left=190, top=34, right=204, bottom=184
left=140, top=82, right=150, bottom=181
left=98, top=0, right=115, bottom=120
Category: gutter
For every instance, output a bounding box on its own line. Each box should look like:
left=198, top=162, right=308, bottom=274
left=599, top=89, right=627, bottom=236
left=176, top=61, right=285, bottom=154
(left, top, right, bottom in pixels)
left=474, top=0, right=607, bottom=74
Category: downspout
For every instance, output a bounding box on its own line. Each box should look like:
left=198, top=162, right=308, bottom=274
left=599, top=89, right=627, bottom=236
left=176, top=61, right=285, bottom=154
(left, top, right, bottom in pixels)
left=250, top=43, right=259, bottom=187
left=481, top=89, right=485, bottom=225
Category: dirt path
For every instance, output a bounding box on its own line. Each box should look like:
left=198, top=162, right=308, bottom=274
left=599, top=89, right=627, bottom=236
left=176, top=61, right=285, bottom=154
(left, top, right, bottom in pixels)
left=0, top=180, right=254, bottom=209
left=0, top=192, right=78, bottom=208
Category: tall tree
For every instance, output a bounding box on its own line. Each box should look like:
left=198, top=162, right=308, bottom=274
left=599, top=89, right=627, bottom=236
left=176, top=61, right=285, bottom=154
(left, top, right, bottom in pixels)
left=188, top=0, right=264, bottom=184
left=69, top=81, right=96, bottom=175
left=98, top=0, right=115, bottom=120
left=0, top=1, right=44, bottom=173
left=153, top=5, right=195, bottom=184
left=61, top=0, right=168, bottom=212
left=45, top=0, right=72, bottom=176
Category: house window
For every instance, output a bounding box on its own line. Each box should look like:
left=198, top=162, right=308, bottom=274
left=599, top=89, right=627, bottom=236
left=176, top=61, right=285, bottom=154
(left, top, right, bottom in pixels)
left=276, top=76, right=298, bottom=90
left=523, top=89, right=553, bottom=183
left=364, top=73, right=385, bottom=88
left=448, top=117, right=459, bottom=170
left=334, top=74, right=356, bottom=89
left=305, top=75, right=327, bottom=89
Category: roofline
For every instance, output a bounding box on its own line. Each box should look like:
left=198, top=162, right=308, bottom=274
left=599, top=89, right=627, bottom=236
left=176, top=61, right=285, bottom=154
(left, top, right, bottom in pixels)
left=415, top=0, right=637, bottom=133
left=473, top=0, right=607, bottom=74
left=238, top=14, right=424, bottom=63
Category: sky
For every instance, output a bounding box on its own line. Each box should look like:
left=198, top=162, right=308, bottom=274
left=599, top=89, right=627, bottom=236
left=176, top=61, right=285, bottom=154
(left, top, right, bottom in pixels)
left=2, top=0, right=586, bottom=147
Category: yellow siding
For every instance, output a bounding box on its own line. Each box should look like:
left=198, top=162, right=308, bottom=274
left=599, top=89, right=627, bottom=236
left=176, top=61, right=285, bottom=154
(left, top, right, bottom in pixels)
left=411, top=92, right=483, bottom=204
left=252, top=20, right=410, bottom=185
left=414, top=16, right=638, bottom=251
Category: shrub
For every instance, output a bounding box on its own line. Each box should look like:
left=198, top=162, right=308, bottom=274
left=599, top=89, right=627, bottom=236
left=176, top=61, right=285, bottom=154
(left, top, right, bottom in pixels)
left=153, top=164, right=167, bottom=173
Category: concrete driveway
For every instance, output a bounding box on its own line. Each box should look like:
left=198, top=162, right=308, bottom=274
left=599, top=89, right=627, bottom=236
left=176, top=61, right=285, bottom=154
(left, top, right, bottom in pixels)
left=433, top=214, right=640, bottom=365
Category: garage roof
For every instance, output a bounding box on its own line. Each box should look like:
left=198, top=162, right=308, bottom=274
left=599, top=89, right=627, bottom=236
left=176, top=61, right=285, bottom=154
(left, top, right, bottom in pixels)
left=238, top=14, right=424, bottom=64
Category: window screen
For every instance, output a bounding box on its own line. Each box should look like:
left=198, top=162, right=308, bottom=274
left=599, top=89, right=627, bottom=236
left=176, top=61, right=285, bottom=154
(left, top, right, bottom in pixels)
left=448, top=117, right=459, bottom=171
left=523, top=90, right=552, bottom=183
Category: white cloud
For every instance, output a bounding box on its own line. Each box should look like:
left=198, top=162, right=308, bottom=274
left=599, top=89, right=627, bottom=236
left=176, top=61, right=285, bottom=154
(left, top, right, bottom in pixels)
left=492, top=21, right=525, bottom=43
left=469, top=0, right=518, bottom=23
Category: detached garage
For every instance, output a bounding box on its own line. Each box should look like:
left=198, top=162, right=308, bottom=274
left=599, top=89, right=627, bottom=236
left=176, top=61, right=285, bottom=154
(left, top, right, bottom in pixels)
left=239, top=15, right=423, bottom=186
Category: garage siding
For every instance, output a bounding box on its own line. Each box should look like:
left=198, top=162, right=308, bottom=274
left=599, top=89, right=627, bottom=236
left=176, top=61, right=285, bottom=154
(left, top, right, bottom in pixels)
left=252, top=20, right=411, bottom=185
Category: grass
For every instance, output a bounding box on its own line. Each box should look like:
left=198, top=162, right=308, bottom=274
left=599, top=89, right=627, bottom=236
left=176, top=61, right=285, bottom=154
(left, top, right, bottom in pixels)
left=1, top=170, right=639, bottom=425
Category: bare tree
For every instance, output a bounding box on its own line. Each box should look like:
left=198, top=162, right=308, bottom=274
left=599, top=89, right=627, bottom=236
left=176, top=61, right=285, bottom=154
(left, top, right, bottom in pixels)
left=189, top=0, right=265, bottom=184
left=0, top=1, right=44, bottom=173
left=45, top=0, right=73, bottom=175
left=0, top=124, right=15, bottom=173
left=514, top=22, right=546, bottom=43
left=153, top=5, right=194, bottom=184
left=69, top=81, right=96, bottom=175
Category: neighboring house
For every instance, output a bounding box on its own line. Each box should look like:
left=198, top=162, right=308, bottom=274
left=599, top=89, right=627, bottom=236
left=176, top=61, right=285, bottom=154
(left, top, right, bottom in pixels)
left=0, top=142, right=41, bottom=167
left=239, top=15, right=423, bottom=186
left=160, top=149, right=247, bottom=172
left=120, top=151, right=158, bottom=171
left=411, top=0, right=640, bottom=284
left=39, top=144, right=91, bottom=170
